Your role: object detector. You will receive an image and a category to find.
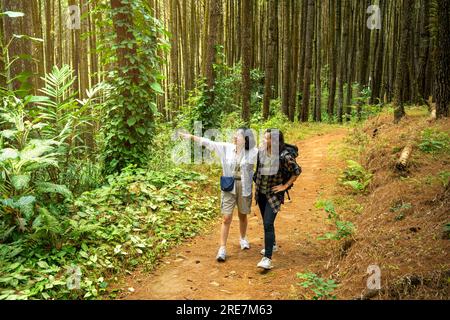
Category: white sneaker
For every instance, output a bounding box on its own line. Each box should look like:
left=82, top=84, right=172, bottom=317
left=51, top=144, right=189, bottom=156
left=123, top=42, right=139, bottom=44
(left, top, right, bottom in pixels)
left=240, top=238, right=250, bottom=250
left=260, top=245, right=278, bottom=256
left=216, top=247, right=226, bottom=262
left=257, top=257, right=273, bottom=270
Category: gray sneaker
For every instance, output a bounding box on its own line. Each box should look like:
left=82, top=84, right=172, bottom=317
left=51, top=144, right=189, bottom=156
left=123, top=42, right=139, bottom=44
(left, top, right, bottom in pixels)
left=257, top=257, right=273, bottom=270
left=240, top=238, right=250, bottom=250
left=260, top=245, right=278, bottom=256
left=216, top=247, right=226, bottom=262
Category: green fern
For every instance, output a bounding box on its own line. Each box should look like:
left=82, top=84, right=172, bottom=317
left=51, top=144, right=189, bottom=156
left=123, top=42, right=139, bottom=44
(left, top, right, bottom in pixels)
left=36, top=65, right=92, bottom=151
left=35, top=182, right=73, bottom=199
left=31, top=207, right=63, bottom=245
left=10, top=175, right=30, bottom=191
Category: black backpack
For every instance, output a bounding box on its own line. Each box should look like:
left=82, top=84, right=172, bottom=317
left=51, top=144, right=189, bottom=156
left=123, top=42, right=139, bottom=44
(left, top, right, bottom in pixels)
left=280, top=143, right=300, bottom=200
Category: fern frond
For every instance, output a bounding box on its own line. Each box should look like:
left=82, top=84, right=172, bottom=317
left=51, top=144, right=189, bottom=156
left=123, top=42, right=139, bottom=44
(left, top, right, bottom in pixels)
left=35, top=182, right=73, bottom=199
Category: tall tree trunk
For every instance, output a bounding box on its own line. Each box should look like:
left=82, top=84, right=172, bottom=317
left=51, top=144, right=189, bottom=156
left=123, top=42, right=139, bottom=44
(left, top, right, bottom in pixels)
left=79, top=0, right=89, bottom=99
left=204, top=0, right=223, bottom=123
left=110, top=0, right=138, bottom=85
left=31, top=0, right=44, bottom=91
left=281, top=0, right=291, bottom=117
left=314, top=0, right=322, bottom=122
left=359, top=0, right=371, bottom=86
left=169, top=0, right=179, bottom=114
left=241, top=0, right=252, bottom=124
left=345, top=1, right=355, bottom=121
left=327, top=0, right=337, bottom=121
left=416, top=0, right=430, bottom=102
left=1, top=0, right=35, bottom=92
left=434, top=0, right=450, bottom=118
left=299, top=0, right=314, bottom=122
left=337, top=1, right=347, bottom=123
left=297, top=0, right=308, bottom=111
left=0, top=0, right=7, bottom=88
left=45, top=0, right=54, bottom=73
left=263, top=0, right=277, bottom=120
left=289, top=0, right=299, bottom=121
left=69, top=0, right=80, bottom=96
left=393, top=0, right=413, bottom=123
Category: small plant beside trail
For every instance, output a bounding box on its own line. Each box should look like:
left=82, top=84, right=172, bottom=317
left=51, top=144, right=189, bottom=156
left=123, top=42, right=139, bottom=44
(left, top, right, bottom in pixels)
left=315, top=200, right=355, bottom=241
left=296, top=272, right=338, bottom=300
left=340, top=160, right=373, bottom=193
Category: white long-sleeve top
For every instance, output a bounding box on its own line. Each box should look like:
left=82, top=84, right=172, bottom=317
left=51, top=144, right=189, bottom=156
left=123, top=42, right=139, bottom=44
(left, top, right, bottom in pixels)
left=198, top=137, right=258, bottom=197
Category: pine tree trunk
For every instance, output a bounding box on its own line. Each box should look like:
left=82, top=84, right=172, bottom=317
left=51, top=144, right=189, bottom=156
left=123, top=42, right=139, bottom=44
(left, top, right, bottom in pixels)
left=314, top=0, right=322, bottom=122
left=434, top=0, right=450, bottom=118
left=1, top=0, right=35, bottom=92
left=204, top=0, right=223, bottom=109
left=299, top=0, right=314, bottom=122
left=289, top=0, right=299, bottom=122
left=393, top=0, right=413, bottom=123
left=337, top=1, right=347, bottom=123
left=45, top=0, right=54, bottom=73
left=110, top=0, right=138, bottom=85
left=263, top=0, right=277, bottom=120
left=327, top=0, right=337, bottom=121
left=281, top=0, right=291, bottom=117
left=241, top=0, right=252, bottom=124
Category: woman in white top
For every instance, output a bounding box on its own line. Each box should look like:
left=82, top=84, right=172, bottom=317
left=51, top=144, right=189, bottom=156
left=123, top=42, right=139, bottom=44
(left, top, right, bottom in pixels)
left=180, top=128, right=258, bottom=262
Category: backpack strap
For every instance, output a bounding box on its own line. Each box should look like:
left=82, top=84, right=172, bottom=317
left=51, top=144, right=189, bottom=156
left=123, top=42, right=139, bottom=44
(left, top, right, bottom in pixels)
left=253, top=151, right=260, bottom=183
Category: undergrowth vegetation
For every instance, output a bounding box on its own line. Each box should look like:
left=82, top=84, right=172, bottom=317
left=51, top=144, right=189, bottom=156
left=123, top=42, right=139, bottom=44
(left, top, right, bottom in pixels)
left=0, top=166, right=217, bottom=299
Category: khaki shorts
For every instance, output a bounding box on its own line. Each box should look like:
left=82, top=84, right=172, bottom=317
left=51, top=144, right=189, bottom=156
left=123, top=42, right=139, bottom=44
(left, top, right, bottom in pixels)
left=221, top=179, right=252, bottom=215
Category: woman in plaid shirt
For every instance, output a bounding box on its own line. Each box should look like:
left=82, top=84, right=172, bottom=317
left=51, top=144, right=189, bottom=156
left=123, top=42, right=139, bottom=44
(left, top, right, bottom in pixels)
left=254, top=129, right=301, bottom=270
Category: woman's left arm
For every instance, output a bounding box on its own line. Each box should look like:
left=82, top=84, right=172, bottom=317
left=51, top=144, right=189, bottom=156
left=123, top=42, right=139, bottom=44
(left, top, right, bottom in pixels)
left=271, top=154, right=302, bottom=193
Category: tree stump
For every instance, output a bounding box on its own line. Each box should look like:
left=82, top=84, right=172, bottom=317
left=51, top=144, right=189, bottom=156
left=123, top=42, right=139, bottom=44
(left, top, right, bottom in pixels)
left=396, top=143, right=413, bottom=171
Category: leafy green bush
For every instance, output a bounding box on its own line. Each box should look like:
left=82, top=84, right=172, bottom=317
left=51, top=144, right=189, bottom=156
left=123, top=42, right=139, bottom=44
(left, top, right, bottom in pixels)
left=419, top=129, right=450, bottom=154
left=340, top=160, right=373, bottom=193
left=0, top=166, right=218, bottom=300
left=0, top=105, right=72, bottom=238
left=296, top=272, right=337, bottom=300
left=251, top=99, right=290, bottom=134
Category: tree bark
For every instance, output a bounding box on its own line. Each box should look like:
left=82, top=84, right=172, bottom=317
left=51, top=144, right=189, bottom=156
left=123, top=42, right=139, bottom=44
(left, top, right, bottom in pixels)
left=327, top=0, right=337, bottom=121
left=204, top=0, right=223, bottom=108
left=393, top=0, right=413, bottom=123
left=314, top=0, right=322, bottom=122
left=299, top=0, right=314, bottom=122
left=241, top=0, right=252, bottom=124
left=262, top=0, right=277, bottom=120
left=434, top=0, right=450, bottom=118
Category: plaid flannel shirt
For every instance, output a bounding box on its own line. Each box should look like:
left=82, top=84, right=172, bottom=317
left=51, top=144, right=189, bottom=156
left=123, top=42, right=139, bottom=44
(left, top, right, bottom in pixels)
left=254, top=149, right=302, bottom=214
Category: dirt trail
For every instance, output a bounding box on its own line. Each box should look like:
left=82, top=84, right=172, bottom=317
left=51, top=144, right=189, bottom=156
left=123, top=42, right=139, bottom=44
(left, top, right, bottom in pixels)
left=120, top=130, right=349, bottom=300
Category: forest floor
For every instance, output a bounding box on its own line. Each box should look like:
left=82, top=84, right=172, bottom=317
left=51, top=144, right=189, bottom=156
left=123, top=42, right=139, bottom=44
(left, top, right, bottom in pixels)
left=118, top=129, right=350, bottom=300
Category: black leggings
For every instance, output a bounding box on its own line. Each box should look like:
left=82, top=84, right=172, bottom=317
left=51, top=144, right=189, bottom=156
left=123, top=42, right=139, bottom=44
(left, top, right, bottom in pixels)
left=257, top=193, right=277, bottom=259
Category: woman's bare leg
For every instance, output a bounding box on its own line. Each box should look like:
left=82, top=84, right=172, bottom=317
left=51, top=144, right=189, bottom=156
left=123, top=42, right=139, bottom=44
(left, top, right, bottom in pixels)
left=220, top=214, right=233, bottom=247
left=238, top=212, right=248, bottom=239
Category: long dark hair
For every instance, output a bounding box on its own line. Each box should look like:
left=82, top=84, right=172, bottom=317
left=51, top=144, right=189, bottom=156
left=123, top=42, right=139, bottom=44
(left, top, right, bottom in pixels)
left=265, top=128, right=286, bottom=155
left=237, top=127, right=256, bottom=150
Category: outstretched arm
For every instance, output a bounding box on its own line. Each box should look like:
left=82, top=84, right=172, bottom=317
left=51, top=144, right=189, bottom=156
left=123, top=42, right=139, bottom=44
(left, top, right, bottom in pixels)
left=179, top=133, right=227, bottom=156
left=179, top=132, right=202, bottom=144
